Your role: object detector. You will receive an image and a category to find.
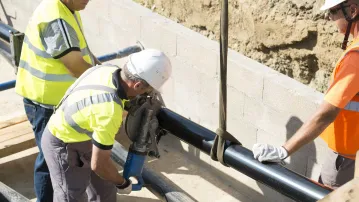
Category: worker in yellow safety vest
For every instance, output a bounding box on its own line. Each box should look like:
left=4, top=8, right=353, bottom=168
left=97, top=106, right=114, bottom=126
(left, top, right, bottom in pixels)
left=41, top=49, right=172, bottom=202
left=15, top=1, right=100, bottom=201
left=253, top=0, right=359, bottom=189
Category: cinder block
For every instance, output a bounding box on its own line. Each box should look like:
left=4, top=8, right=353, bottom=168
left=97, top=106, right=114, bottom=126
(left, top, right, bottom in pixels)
left=228, top=55, right=264, bottom=100
left=84, top=0, right=111, bottom=20
left=171, top=56, right=202, bottom=91
left=245, top=96, right=304, bottom=138
left=263, top=73, right=323, bottom=121
left=256, top=129, right=287, bottom=149
left=196, top=73, right=220, bottom=131
left=0, top=0, right=17, bottom=24
left=97, top=17, right=140, bottom=52
left=109, top=2, right=141, bottom=35
left=11, top=10, right=30, bottom=32
left=159, top=77, right=175, bottom=110
left=172, top=80, right=201, bottom=124
left=11, top=0, right=41, bottom=14
left=111, top=0, right=124, bottom=6
left=80, top=12, right=100, bottom=37
left=177, top=35, right=219, bottom=78
left=121, top=0, right=154, bottom=18
left=140, top=17, right=177, bottom=56
left=228, top=49, right=275, bottom=76
left=227, top=86, right=245, bottom=120
left=227, top=118, right=257, bottom=148
left=86, top=35, right=116, bottom=57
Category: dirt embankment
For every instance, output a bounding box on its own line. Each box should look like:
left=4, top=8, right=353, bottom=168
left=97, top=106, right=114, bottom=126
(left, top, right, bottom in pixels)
left=135, top=0, right=345, bottom=92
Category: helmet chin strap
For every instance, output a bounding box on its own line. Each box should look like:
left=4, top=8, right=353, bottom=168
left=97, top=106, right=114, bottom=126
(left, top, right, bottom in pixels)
left=341, top=3, right=353, bottom=49
left=340, top=2, right=359, bottom=49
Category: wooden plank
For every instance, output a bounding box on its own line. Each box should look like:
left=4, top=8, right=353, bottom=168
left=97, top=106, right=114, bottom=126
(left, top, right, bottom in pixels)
left=0, top=122, right=32, bottom=143
left=0, top=133, right=35, bottom=158
left=0, top=115, right=28, bottom=130
left=318, top=178, right=359, bottom=202
left=0, top=130, right=33, bottom=144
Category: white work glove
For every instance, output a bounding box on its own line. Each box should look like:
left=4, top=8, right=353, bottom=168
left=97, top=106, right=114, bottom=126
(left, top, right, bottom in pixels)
left=252, top=143, right=288, bottom=163
left=116, top=179, right=132, bottom=194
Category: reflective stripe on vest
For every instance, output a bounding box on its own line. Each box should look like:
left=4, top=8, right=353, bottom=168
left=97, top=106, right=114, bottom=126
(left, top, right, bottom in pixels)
left=342, top=48, right=359, bottom=112
left=23, top=36, right=90, bottom=59
left=19, top=60, right=76, bottom=82
left=63, top=92, right=123, bottom=137
left=15, top=0, right=93, bottom=106
left=344, top=101, right=359, bottom=112
left=57, top=66, right=122, bottom=137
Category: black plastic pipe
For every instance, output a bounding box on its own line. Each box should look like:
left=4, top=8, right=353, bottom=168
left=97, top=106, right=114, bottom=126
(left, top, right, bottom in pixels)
left=111, top=142, right=195, bottom=202
left=157, top=108, right=333, bottom=202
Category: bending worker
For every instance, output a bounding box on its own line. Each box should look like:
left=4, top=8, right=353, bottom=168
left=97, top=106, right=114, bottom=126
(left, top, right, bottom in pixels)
left=41, top=49, right=172, bottom=202
left=253, top=0, right=359, bottom=189
left=15, top=0, right=100, bottom=201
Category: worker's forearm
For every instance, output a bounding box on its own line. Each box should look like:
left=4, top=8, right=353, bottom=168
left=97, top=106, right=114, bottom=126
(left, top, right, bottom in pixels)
left=92, top=159, right=125, bottom=185
left=70, top=61, right=92, bottom=78
left=283, top=114, right=333, bottom=155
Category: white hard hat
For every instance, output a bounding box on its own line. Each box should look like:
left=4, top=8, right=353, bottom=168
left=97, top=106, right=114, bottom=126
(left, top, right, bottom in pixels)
left=126, top=49, right=172, bottom=90
left=320, top=0, right=346, bottom=10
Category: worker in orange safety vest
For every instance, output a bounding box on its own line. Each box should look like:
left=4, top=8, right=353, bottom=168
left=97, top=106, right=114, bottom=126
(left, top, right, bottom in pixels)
left=253, top=0, right=359, bottom=189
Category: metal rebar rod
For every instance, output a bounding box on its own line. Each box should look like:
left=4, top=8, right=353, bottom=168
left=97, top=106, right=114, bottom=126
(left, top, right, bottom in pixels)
left=0, top=182, right=30, bottom=202
left=97, top=43, right=144, bottom=63
left=157, top=108, right=333, bottom=202
left=0, top=22, right=18, bottom=43
left=0, top=42, right=145, bottom=92
left=111, top=141, right=195, bottom=202
left=0, top=80, right=16, bottom=91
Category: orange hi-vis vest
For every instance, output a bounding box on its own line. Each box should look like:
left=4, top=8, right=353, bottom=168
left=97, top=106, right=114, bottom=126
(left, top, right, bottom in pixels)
left=320, top=38, right=359, bottom=159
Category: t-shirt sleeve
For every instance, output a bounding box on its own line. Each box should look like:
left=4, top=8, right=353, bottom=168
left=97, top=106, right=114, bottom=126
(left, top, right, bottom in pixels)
left=90, top=107, right=123, bottom=150
left=324, top=51, right=359, bottom=108
left=40, top=19, right=80, bottom=59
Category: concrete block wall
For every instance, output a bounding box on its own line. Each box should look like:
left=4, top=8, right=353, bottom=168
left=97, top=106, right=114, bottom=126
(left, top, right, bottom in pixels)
left=1, top=0, right=330, bottom=201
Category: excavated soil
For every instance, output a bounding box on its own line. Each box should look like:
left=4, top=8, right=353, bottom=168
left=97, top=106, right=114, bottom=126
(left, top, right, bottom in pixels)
left=134, top=0, right=346, bottom=92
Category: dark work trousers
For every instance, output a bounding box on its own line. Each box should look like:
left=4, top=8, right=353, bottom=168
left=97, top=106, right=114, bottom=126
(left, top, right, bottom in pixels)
left=318, top=150, right=355, bottom=189
left=23, top=98, right=54, bottom=202
left=41, top=126, right=117, bottom=202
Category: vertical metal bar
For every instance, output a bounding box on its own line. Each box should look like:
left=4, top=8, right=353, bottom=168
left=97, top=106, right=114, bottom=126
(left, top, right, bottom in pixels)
left=219, top=0, right=228, bottom=133
left=0, top=22, right=18, bottom=43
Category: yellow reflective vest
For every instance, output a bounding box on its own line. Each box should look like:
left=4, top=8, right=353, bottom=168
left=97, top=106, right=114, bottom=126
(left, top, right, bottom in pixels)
left=15, top=0, right=93, bottom=106
left=48, top=65, right=126, bottom=149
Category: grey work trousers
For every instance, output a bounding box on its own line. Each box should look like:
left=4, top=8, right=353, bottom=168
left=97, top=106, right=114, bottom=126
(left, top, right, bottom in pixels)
left=41, top=127, right=117, bottom=202
left=319, top=150, right=355, bottom=189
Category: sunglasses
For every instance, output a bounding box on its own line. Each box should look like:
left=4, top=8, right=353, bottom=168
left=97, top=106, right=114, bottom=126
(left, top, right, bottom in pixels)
left=328, top=5, right=351, bottom=16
